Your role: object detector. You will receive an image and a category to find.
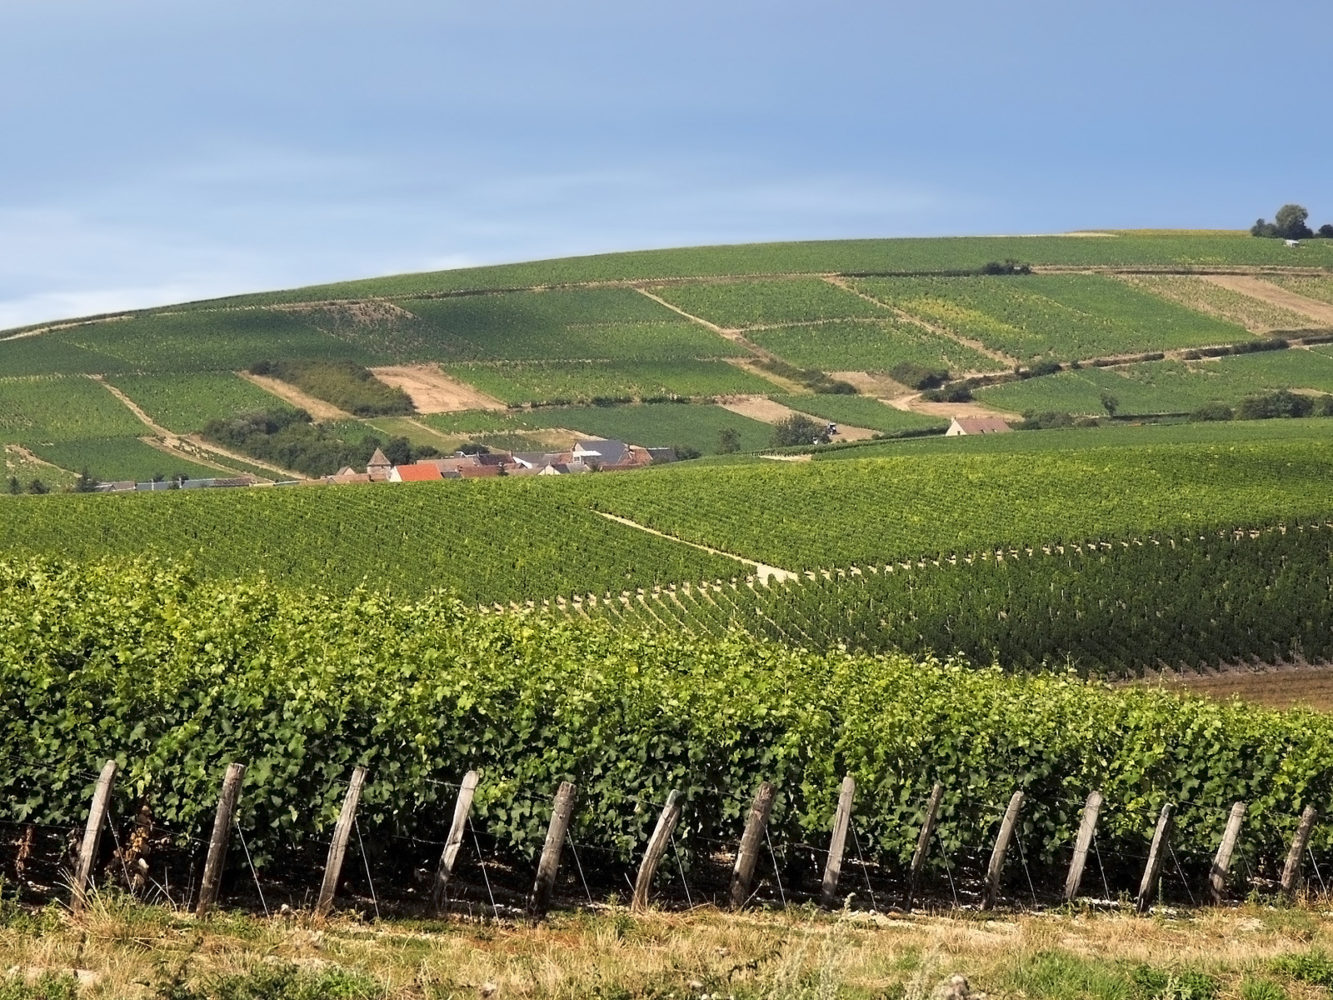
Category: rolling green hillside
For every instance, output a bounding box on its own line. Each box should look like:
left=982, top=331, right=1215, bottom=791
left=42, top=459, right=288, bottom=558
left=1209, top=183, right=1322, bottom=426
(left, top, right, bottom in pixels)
left=4, top=231, right=1333, bottom=486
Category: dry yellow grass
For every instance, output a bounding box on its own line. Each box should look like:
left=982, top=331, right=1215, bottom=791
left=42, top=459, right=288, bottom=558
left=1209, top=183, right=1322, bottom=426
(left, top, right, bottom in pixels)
left=5, top=894, right=1333, bottom=999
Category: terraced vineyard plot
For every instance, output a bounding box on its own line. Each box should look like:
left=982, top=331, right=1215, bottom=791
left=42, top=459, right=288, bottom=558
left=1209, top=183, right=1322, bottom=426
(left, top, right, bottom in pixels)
left=0, top=375, right=151, bottom=442
left=576, top=524, right=1333, bottom=677
left=521, top=402, right=774, bottom=455
left=32, top=437, right=225, bottom=482
left=401, top=289, right=740, bottom=361
left=107, top=372, right=297, bottom=433
left=1118, top=274, right=1323, bottom=332
left=747, top=318, right=1004, bottom=375
left=648, top=277, right=885, bottom=327
left=0, top=328, right=132, bottom=376
left=977, top=351, right=1333, bottom=416
left=0, top=480, right=743, bottom=602
left=854, top=274, right=1250, bottom=362
left=417, top=408, right=540, bottom=436
left=44, top=309, right=379, bottom=373
left=769, top=394, right=946, bottom=434
left=585, top=438, right=1333, bottom=571
left=449, top=360, right=776, bottom=405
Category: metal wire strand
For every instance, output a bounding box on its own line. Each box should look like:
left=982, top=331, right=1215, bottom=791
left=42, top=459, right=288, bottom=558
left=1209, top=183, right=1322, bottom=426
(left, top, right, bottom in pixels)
left=352, top=815, right=380, bottom=921
left=935, top=827, right=959, bottom=909
left=233, top=821, right=269, bottom=918
left=764, top=826, right=787, bottom=906
left=1014, top=826, right=1039, bottom=908
left=848, top=821, right=879, bottom=911
left=668, top=830, right=694, bottom=908
left=468, top=821, right=499, bottom=918
left=566, top=833, right=595, bottom=907
left=1168, top=843, right=1197, bottom=907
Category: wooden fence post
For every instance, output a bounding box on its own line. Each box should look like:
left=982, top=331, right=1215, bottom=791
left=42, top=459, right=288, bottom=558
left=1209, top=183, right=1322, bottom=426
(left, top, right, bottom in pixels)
left=982, top=791, right=1024, bottom=910
left=632, top=789, right=684, bottom=911
left=315, top=765, right=368, bottom=919
left=431, top=769, right=480, bottom=915
left=528, top=781, right=577, bottom=919
left=195, top=762, right=246, bottom=918
left=904, top=782, right=943, bottom=911
left=729, top=781, right=776, bottom=909
left=1209, top=801, right=1247, bottom=904
left=72, top=760, right=118, bottom=915
left=1135, top=803, right=1174, bottom=914
left=820, top=776, right=856, bottom=908
left=1063, top=790, right=1104, bottom=903
left=1281, top=804, right=1319, bottom=898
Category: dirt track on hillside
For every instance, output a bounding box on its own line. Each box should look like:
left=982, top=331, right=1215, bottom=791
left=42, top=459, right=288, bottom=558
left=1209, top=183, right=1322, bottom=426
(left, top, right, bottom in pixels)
left=1201, top=275, right=1333, bottom=326
left=238, top=372, right=351, bottom=421
left=719, top=396, right=878, bottom=441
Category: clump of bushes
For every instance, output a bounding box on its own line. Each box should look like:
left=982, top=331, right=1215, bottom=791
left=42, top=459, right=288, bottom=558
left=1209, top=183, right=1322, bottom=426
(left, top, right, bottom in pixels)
left=890, top=362, right=950, bottom=390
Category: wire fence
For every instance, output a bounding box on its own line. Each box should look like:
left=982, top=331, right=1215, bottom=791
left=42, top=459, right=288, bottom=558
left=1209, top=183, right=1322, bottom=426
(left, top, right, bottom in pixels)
left=0, top=763, right=1321, bottom=920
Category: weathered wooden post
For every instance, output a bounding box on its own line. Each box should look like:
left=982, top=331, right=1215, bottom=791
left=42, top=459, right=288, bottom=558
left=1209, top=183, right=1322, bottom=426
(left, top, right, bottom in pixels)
left=1209, top=801, right=1247, bottom=904
left=315, top=765, right=368, bottom=919
left=1135, top=803, right=1174, bottom=914
left=729, top=781, right=776, bottom=909
left=1063, top=790, right=1104, bottom=903
left=72, top=759, right=118, bottom=915
left=528, top=781, right=577, bottom=919
left=904, top=782, right=944, bottom=911
left=1281, top=804, right=1319, bottom=898
left=982, top=791, right=1024, bottom=910
left=632, top=789, right=684, bottom=911
left=819, top=776, right=857, bottom=908
left=431, top=769, right=480, bottom=915
left=195, top=762, right=246, bottom=918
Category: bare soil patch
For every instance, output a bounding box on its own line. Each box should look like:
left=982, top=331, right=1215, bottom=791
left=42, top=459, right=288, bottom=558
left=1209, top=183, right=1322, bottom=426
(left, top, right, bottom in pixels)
left=719, top=395, right=878, bottom=441
left=238, top=372, right=351, bottom=421
left=827, top=370, right=903, bottom=397
left=1202, top=275, right=1333, bottom=326
left=369, top=364, right=507, bottom=414
left=1141, top=661, right=1333, bottom=712
left=137, top=436, right=254, bottom=477
left=3, top=444, right=66, bottom=473
left=885, top=392, right=1023, bottom=421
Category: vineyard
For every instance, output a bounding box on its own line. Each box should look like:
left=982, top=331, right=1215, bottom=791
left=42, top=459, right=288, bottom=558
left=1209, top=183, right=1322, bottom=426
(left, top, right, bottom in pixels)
left=5, top=554, right=1333, bottom=897
left=852, top=274, right=1253, bottom=363
left=6, top=232, right=1333, bottom=481
left=564, top=522, right=1333, bottom=677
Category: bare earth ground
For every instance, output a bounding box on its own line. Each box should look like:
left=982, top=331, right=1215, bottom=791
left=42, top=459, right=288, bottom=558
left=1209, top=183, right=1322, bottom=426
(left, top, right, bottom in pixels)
left=1144, top=661, right=1333, bottom=712
left=237, top=371, right=351, bottom=421
left=3, top=443, right=66, bottom=474
left=827, top=370, right=905, bottom=396
left=370, top=363, right=508, bottom=413
left=886, top=392, right=1023, bottom=421
left=722, top=356, right=810, bottom=393
left=719, top=395, right=878, bottom=441
left=1200, top=275, right=1333, bottom=326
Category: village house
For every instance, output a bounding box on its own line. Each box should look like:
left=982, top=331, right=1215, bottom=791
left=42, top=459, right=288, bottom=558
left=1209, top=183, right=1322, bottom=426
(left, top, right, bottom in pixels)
left=945, top=416, right=1012, bottom=436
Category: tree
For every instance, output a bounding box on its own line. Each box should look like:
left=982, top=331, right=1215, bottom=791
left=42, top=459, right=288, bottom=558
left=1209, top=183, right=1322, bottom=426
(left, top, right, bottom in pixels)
left=71, top=467, right=98, bottom=493
left=26, top=478, right=49, bottom=495
left=1099, top=392, right=1120, bottom=417
left=718, top=427, right=741, bottom=454
left=6, top=476, right=20, bottom=495
left=1274, top=203, right=1313, bottom=240
left=772, top=414, right=829, bottom=447
left=1319, top=224, right=1333, bottom=239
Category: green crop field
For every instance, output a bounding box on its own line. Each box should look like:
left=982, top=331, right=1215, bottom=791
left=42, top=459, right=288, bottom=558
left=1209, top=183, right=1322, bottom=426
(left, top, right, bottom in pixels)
left=647, top=276, right=885, bottom=327
left=747, top=317, right=1004, bottom=375
left=107, top=372, right=297, bottom=432
left=28, top=438, right=226, bottom=483
left=401, top=288, right=742, bottom=361
left=853, top=274, right=1253, bottom=362
left=977, top=350, right=1333, bottom=416
left=1118, top=274, right=1328, bottom=332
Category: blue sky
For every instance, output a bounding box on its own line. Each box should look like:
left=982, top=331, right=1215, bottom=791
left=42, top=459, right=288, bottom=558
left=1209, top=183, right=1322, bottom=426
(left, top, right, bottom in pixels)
left=2, top=0, right=1329, bottom=328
